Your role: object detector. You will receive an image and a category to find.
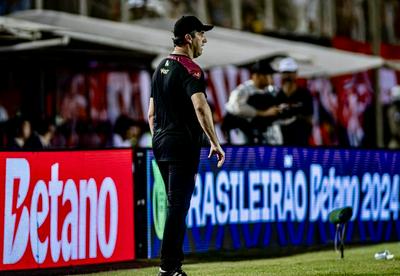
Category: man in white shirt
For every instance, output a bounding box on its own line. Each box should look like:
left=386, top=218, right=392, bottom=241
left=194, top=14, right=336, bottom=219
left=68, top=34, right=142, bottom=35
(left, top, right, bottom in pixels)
left=223, top=60, right=283, bottom=144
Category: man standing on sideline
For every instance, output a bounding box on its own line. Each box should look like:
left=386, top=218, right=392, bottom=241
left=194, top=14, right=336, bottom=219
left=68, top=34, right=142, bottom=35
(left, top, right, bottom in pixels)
left=148, top=15, right=225, bottom=276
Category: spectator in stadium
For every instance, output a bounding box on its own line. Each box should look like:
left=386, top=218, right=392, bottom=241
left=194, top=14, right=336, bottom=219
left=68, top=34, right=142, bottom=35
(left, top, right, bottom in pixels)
left=387, top=85, right=400, bottom=149
left=241, top=0, right=264, bottom=33
left=7, top=115, right=31, bottom=150
left=148, top=15, right=225, bottom=276
left=0, top=101, right=8, bottom=123
left=222, top=59, right=283, bottom=144
left=25, top=118, right=56, bottom=149
left=276, top=57, right=313, bottom=146
left=112, top=114, right=142, bottom=147
left=60, top=74, right=88, bottom=122
left=206, top=0, right=232, bottom=28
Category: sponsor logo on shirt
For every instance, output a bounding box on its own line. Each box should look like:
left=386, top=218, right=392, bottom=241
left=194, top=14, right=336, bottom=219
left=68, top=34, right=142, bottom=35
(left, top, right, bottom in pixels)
left=160, top=68, right=169, bottom=75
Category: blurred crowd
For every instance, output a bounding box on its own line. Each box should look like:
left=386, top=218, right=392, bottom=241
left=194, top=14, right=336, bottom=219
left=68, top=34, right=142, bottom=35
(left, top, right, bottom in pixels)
left=0, top=113, right=151, bottom=150
left=0, top=57, right=315, bottom=150
left=1, top=60, right=400, bottom=150
left=2, top=1, right=399, bottom=43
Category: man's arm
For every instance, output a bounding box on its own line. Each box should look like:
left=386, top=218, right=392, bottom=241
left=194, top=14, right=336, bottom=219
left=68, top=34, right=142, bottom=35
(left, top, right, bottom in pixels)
left=148, top=97, right=155, bottom=136
left=257, top=106, right=282, bottom=117
left=226, top=86, right=281, bottom=118
left=225, top=88, right=258, bottom=118
left=191, top=92, right=225, bottom=167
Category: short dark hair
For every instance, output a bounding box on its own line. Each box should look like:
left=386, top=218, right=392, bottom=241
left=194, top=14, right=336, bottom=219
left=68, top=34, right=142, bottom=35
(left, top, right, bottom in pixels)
left=172, top=30, right=196, bottom=46
left=250, top=60, right=276, bottom=75
left=36, top=118, right=55, bottom=136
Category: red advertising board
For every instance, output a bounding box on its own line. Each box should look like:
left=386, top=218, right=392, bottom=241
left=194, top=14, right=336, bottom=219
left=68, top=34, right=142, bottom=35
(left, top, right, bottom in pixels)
left=0, top=149, right=135, bottom=270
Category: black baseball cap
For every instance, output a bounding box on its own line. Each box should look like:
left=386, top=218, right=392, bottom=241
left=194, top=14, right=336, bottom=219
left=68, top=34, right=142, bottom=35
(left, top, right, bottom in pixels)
left=173, top=15, right=214, bottom=37
left=251, top=59, right=276, bottom=75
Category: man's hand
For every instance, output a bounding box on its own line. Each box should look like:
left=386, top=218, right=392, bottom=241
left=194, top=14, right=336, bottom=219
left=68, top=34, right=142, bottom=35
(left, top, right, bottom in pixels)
left=257, top=106, right=281, bottom=117
left=192, top=92, right=225, bottom=167
left=208, top=143, right=225, bottom=168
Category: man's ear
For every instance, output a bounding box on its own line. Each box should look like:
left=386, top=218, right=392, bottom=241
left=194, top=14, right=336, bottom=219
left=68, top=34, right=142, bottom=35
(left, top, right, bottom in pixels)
left=184, top=33, right=192, bottom=44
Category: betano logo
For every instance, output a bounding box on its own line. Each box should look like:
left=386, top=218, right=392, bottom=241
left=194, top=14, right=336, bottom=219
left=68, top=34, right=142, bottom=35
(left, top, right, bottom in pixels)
left=2, top=158, right=119, bottom=264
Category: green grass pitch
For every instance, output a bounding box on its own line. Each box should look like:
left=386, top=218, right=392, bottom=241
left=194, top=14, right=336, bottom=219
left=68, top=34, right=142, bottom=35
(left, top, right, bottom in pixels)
left=85, top=242, right=400, bottom=275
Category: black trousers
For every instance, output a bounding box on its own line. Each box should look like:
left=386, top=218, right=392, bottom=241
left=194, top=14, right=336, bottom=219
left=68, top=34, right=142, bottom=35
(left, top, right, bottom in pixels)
left=156, top=157, right=200, bottom=271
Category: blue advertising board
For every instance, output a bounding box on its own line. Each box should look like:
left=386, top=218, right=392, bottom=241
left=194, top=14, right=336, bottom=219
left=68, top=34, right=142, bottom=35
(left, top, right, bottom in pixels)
left=146, top=146, right=400, bottom=258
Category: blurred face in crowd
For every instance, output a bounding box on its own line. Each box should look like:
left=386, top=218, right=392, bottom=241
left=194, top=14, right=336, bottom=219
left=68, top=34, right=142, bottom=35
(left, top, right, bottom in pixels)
left=281, top=72, right=297, bottom=85
left=254, top=73, right=274, bottom=89
left=127, top=125, right=141, bottom=138
left=281, top=71, right=298, bottom=96
left=126, top=125, right=142, bottom=146
left=45, top=125, right=56, bottom=144
left=22, top=120, right=31, bottom=140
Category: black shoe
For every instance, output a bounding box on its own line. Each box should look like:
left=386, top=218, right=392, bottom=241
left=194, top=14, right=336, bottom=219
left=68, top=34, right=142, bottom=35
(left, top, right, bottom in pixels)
left=158, top=267, right=187, bottom=276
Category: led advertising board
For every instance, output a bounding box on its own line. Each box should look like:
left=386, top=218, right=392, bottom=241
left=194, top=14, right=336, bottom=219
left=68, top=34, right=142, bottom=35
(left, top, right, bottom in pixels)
left=146, top=146, right=400, bottom=258
left=0, top=149, right=135, bottom=270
